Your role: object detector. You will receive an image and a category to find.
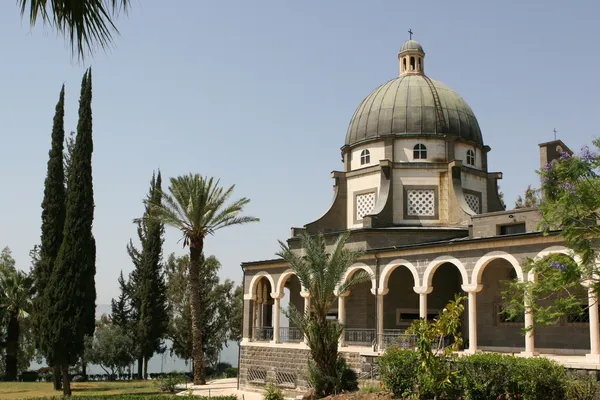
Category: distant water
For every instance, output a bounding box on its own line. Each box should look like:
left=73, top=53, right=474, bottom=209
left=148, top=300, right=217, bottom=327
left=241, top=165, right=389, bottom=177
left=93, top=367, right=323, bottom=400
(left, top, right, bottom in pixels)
left=29, top=304, right=239, bottom=373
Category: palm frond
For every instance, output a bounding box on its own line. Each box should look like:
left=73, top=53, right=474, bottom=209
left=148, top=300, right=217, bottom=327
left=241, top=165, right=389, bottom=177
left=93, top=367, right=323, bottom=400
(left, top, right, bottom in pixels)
left=18, top=0, right=130, bottom=60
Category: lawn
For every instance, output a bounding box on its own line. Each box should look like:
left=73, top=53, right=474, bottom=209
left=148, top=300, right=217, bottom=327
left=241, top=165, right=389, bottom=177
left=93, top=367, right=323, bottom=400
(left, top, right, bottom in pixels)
left=0, top=381, right=162, bottom=400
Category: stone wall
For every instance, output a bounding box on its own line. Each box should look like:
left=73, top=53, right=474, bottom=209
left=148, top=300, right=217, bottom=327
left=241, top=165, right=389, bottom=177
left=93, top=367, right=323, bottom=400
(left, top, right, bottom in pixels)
left=239, top=345, right=361, bottom=391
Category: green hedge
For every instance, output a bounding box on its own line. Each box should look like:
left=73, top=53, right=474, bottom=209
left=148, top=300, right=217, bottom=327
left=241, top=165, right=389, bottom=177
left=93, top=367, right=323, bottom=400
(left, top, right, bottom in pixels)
left=24, top=396, right=238, bottom=400
left=378, top=348, right=592, bottom=400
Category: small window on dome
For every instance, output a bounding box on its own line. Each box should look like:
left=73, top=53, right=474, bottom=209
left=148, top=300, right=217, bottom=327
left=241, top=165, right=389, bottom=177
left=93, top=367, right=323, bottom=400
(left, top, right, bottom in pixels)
left=413, top=144, right=427, bottom=160
left=402, top=58, right=406, bottom=72
left=418, top=57, right=422, bottom=71
left=410, top=56, right=415, bottom=71
left=360, top=149, right=370, bottom=165
left=466, top=150, right=475, bottom=166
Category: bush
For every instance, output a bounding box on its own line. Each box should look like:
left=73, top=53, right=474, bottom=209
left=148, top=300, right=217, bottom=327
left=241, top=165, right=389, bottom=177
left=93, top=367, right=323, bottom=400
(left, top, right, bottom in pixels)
left=157, top=373, right=189, bottom=394
left=263, top=383, right=284, bottom=400
left=567, top=374, right=600, bottom=400
left=307, top=356, right=358, bottom=396
left=225, top=367, right=238, bottom=378
left=378, top=348, right=419, bottom=397
left=458, top=353, right=568, bottom=400
left=19, top=370, right=39, bottom=382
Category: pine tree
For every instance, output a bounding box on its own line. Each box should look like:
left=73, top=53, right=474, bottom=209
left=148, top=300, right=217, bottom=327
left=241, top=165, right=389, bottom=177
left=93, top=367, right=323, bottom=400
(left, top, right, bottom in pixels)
left=34, top=85, right=66, bottom=391
left=44, top=69, right=95, bottom=396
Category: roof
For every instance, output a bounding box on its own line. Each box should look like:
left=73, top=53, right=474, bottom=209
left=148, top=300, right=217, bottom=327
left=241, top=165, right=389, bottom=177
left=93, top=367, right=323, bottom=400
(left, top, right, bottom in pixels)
left=400, top=39, right=424, bottom=53
left=345, top=75, right=483, bottom=146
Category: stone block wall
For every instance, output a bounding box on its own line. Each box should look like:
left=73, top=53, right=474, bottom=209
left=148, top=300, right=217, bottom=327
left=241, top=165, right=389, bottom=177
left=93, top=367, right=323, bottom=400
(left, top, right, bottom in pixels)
left=239, top=345, right=362, bottom=391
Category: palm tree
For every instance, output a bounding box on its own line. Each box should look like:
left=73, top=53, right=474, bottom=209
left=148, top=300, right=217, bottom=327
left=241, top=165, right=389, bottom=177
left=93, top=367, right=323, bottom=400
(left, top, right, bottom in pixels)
left=276, top=231, right=370, bottom=396
left=0, top=267, right=33, bottom=381
left=144, top=174, right=258, bottom=385
left=17, top=0, right=130, bottom=59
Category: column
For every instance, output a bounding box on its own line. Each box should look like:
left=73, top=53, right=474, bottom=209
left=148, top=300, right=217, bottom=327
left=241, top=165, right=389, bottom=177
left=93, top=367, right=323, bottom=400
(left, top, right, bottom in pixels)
left=272, top=296, right=282, bottom=344
left=377, top=294, right=385, bottom=350
left=587, top=287, right=600, bottom=362
left=522, top=287, right=537, bottom=357
left=461, top=285, right=482, bottom=354
left=251, top=299, right=258, bottom=340
left=302, top=292, right=311, bottom=345
left=419, top=293, right=428, bottom=320
left=338, top=294, right=347, bottom=347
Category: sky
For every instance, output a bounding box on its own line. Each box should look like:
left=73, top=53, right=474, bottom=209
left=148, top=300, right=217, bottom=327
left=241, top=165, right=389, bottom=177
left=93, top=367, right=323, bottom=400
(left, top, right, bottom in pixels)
left=1, top=0, right=600, bottom=305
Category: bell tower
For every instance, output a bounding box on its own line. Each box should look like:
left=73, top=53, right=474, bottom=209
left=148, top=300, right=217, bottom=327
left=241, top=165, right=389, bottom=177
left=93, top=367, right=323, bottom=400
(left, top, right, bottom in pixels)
left=398, top=30, right=425, bottom=76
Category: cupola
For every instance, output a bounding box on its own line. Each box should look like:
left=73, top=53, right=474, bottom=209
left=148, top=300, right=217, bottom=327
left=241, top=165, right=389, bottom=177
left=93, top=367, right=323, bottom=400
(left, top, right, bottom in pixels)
left=398, top=31, right=425, bottom=76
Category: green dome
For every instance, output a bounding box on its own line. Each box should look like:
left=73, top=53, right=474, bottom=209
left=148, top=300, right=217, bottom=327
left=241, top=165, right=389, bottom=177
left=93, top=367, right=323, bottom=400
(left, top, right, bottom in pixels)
left=345, top=75, right=483, bottom=146
left=400, top=39, right=424, bottom=53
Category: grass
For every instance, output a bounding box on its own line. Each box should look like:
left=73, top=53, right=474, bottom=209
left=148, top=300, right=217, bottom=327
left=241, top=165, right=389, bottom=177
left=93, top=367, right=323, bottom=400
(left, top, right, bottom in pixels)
left=0, top=380, right=162, bottom=400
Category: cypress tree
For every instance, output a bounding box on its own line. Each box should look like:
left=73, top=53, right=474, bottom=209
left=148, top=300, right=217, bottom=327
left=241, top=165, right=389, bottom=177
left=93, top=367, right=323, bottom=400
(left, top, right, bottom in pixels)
left=133, top=172, right=169, bottom=378
left=34, top=85, right=66, bottom=390
left=45, top=69, right=96, bottom=396
left=111, top=271, right=132, bottom=330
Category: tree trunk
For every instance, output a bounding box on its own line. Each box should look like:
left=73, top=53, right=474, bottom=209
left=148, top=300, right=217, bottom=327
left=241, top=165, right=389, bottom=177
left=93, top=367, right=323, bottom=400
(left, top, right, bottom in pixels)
left=5, top=312, right=19, bottom=381
left=81, top=356, right=87, bottom=381
left=137, top=356, right=143, bottom=380
left=62, top=364, right=71, bottom=396
left=53, top=365, right=62, bottom=390
left=189, top=241, right=206, bottom=385
left=143, top=357, right=149, bottom=380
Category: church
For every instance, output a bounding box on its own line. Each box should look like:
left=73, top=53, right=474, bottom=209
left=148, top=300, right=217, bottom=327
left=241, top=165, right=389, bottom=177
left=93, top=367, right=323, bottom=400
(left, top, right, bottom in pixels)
left=237, top=38, right=598, bottom=390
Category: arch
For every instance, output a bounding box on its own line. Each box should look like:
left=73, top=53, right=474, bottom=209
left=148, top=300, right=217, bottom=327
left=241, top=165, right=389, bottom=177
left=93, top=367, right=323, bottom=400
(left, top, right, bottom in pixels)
left=360, top=149, right=370, bottom=165
left=423, top=256, right=469, bottom=288
left=338, top=263, right=377, bottom=295
left=379, top=259, right=420, bottom=294
left=410, top=56, right=415, bottom=70
left=248, top=271, right=276, bottom=299
left=413, top=143, right=427, bottom=159
left=534, top=245, right=573, bottom=261
left=418, top=57, right=422, bottom=71
left=471, top=251, right=524, bottom=285
left=274, top=269, right=303, bottom=298
left=403, top=57, right=407, bottom=72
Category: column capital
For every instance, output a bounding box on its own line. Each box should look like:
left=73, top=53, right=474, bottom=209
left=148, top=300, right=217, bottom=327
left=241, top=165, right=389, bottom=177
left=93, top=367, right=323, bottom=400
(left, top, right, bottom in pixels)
left=300, top=291, right=310, bottom=298
left=462, top=284, right=483, bottom=293
left=271, top=292, right=284, bottom=300
left=336, top=291, right=350, bottom=297
left=378, top=288, right=389, bottom=296
left=243, top=294, right=256, bottom=301
left=413, top=286, right=433, bottom=295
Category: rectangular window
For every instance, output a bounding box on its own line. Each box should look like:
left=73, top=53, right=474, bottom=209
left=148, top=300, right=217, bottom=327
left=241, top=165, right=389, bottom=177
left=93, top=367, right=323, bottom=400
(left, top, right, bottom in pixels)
left=499, top=223, right=526, bottom=235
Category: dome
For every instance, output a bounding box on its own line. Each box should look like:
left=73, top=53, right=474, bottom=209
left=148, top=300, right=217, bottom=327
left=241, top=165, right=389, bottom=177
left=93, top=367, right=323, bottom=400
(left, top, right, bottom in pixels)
left=400, top=39, right=424, bottom=53
left=345, top=75, right=483, bottom=147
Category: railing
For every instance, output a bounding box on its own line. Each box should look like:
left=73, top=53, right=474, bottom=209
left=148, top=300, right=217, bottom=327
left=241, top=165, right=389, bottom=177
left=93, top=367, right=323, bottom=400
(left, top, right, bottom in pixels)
left=380, top=330, right=416, bottom=350
left=253, top=327, right=273, bottom=342
left=345, top=329, right=376, bottom=346
left=280, top=327, right=303, bottom=343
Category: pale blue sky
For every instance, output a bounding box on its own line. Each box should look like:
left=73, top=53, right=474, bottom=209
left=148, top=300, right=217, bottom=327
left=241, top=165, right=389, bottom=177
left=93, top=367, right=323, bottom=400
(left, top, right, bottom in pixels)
left=1, top=0, right=599, bottom=304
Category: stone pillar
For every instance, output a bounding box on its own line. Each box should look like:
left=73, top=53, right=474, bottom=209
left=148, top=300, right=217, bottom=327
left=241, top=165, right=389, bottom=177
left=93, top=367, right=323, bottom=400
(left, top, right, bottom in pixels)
left=242, top=297, right=253, bottom=343
left=272, top=295, right=282, bottom=344
left=338, top=293, right=348, bottom=347
left=462, top=285, right=482, bottom=354
left=377, top=294, right=385, bottom=350
left=587, top=287, right=600, bottom=362
left=302, top=292, right=311, bottom=345
left=522, top=283, right=537, bottom=357
left=414, top=286, right=432, bottom=319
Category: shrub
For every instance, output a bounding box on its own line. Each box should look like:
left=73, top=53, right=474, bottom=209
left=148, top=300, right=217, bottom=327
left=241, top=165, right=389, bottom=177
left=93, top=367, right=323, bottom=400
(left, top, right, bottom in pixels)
left=307, top=356, right=358, bottom=395
left=567, top=374, right=600, bottom=400
left=458, top=353, right=568, bottom=400
left=19, top=370, right=39, bottom=382
left=157, top=373, right=189, bottom=394
left=359, top=383, right=383, bottom=394
left=263, top=383, right=284, bottom=400
left=378, top=348, right=419, bottom=397
left=225, top=367, right=238, bottom=378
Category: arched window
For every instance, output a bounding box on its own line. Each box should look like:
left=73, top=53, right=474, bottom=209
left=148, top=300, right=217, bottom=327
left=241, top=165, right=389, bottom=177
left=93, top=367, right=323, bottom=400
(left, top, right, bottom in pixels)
left=466, top=150, right=475, bottom=166
left=418, top=57, right=422, bottom=71
left=410, top=56, right=415, bottom=71
left=360, top=149, right=370, bottom=165
left=413, top=144, right=427, bottom=160
left=403, top=58, right=407, bottom=72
